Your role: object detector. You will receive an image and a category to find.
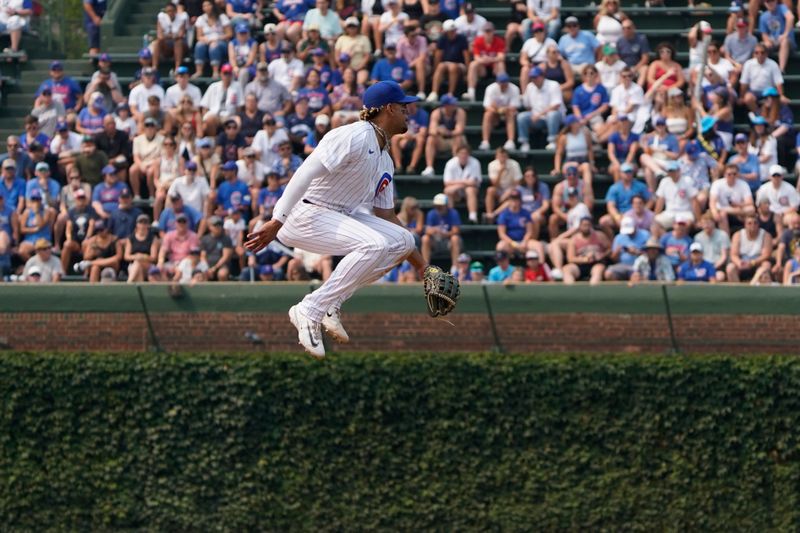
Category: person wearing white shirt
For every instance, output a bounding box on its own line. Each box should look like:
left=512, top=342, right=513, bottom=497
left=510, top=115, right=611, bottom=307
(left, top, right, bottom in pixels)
left=739, top=43, right=784, bottom=111
left=302, top=0, right=343, bottom=41
left=251, top=114, right=289, bottom=172
left=164, top=68, right=203, bottom=110
left=595, top=43, right=627, bottom=93
left=479, top=74, right=520, bottom=152
left=167, top=161, right=210, bottom=215
left=152, top=3, right=189, bottom=72
left=454, top=7, right=487, bottom=45
left=709, top=163, right=755, bottom=235
left=443, top=145, right=482, bottom=223
left=756, top=165, right=800, bottom=226
left=609, top=67, right=645, bottom=133
left=235, top=146, right=266, bottom=188
left=128, top=68, right=166, bottom=123
left=199, top=64, right=244, bottom=134
left=653, top=160, right=700, bottom=233
left=267, top=46, right=305, bottom=91
left=49, top=125, right=83, bottom=158
left=378, top=0, right=409, bottom=49
left=519, top=23, right=557, bottom=90
left=517, top=67, right=563, bottom=151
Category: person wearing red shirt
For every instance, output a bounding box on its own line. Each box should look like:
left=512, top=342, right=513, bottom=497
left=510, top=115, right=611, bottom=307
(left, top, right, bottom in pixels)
left=464, top=22, right=507, bottom=101
left=523, top=249, right=552, bottom=282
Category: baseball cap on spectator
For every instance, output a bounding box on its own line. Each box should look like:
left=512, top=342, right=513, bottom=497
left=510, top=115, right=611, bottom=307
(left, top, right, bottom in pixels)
left=734, top=133, right=748, bottom=143
left=700, top=116, right=717, bottom=133
left=699, top=20, right=712, bottom=34
left=28, top=266, right=42, bottom=278
left=665, top=160, right=680, bottom=172
left=315, top=114, right=330, bottom=126
left=256, top=61, right=268, bottom=71
left=260, top=264, right=274, bottom=276
left=74, top=188, right=87, bottom=199
left=564, top=16, right=579, bottom=25
left=141, top=67, right=155, bottom=77
left=564, top=165, right=578, bottom=176
left=655, top=116, right=666, bottom=126
left=235, top=22, right=249, bottom=33
left=169, top=192, right=182, bottom=202
left=80, top=135, right=94, bottom=145
left=50, top=60, right=63, bottom=70
left=644, top=238, right=663, bottom=250
left=496, top=72, right=510, bottom=83
left=620, top=162, right=634, bottom=173
left=2, top=159, right=15, bottom=169
left=674, top=213, right=691, bottom=226
left=143, top=117, right=158, bottom=127
left=220, top=63, right=234, bottom=74
left=618, top=114, right=629, bottom=122
left=312, top=47, right=326, bottom=55
left=196, top=137, right=212, bottom=148
left=306, top=23, right=320, bottom=32
left=189, top=246, right=201, bottom=255
left=667, top=87, right=682, bottom=97
left=483, top=21, right=495, bottom=31
left=457, top=253, right=471, bottom=263
left=175, top=213, right=189, bottom=223
left=363, top=80, right=418, bottom=108
left=148, top=265, right=161, bottom=276
left=176, top=65, right=190, bottom=75
left=532, top=21, right=545, bottom=31
left=689, top=242, right=704, bottom=253
left=94, top=218, right=106, bottom=231
left=432, top=193, right=448, bottom=206
left=439, top=93, right=458, bottom=105
left=55, top=120, right=68, bottom=132
left=620, top=216, right=636, bottom=235
left=464, top=2, right=475, bottom=12
left=102, top=164, right=117, bottom=175
left=384, top=42, right=397, bottom=51
left=98, top=52, right=111, bottom=62
left=529, top=66, right=544, bottom=78
left=136, top=213, right=150, bottom=224
left=35, top=162, right=49, bottom=172
left=736, top=18, right=747, bottom=27
left=685, top=140, right=700, bottom=157
left=294, top=93, right=309, bottom=104
left=339, top=52, right=351, bottom=62
left=209, top=215, right=223, bottom=226
left=29, top=189, right=42, bottom=200
left=263, top=23, right=277, bottom=34
left=120, top=188, right=132, bottom=198
left=222, top=160, right=238, bottom=171
left=34, top=238, right=51, bottom=250
left=116, top=102, right=129, bottom=112
left=495, top=250, right=509, bottom=261
left=509, top=189, right=521, bottom=199
left=469, top=261, right=483, bottom=273
left=762, top=87, right=779, bottom=98
left=29, top=141, right=44, bottom=152
left=770, top=164, right=786, bottom=177
left=185, top=160, right=198, bottom=171
left=603, top=43, right=617, bottom=56
left=564, top=115, right=579, bottom=126
left=750, top=114, right=767, bottom=125
left=138, top=47, right=152, bottom=59
left=442, top=19, right=456, bottom=32
left=345, top=16, right=359, bottom=27
left=525, top=250, right=540, bottom=260
left=41, top=87, right=52, bottom=95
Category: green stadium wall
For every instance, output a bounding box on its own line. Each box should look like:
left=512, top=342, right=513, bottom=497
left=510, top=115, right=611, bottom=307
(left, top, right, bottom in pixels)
left=1, top=284, right=800, bottom=353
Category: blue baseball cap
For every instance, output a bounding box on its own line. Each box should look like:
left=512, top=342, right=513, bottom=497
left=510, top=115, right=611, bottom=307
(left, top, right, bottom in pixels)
left=620, top=162, right=634, bottom=173
left=35, top=162, right=50, bottom=172
left=222, top=160, right=238, bottom=171
left=655, top=116, right=666, bottom=126
left=50, top=60, right=63, bottom=70
left=176, top=65, right=190, bottom=75
left=496, top=72, right=510, bottom=83
left=138, top=47, right=152, bottom=59
left=439, top=93, right=458, bottom=106
left=196, top=137, right=212, bottom=148
left=98, top=53, right=111, bottom=62
left=762, top=87, right=779, bottom=98
left=363, top=80, right=418, bottom=109
left=665, top=160, right=680, bottom=171
left=751, top=114, right=767, bottom=125
left=529, top=66, right=543, bottom=78
left=259, top=264, right=274, bottom=276
left=235, top=22, right=249, bottom=33
left=56, top=121, right=68, bottom=131
left=102, top=164, right=117, bottom=175
left=29, top=190, right=42, bottom=200
left=564, top=115, right=579, bottom=126
left=185, top=160, right=197, bottom=170
left=700, top=115, right=717, bottom=133
left=685, top=140, right=700, bottom=157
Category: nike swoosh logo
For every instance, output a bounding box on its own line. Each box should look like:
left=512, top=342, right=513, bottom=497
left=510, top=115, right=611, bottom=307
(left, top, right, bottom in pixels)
left=326, top=311, right=333, bottom=317
left=308, top=328, right=319, bottom=347
left=368, top=149, right=375, bottom=154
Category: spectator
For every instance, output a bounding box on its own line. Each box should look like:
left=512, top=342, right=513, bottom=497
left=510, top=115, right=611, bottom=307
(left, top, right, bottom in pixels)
left=124, top=214, right=159, bottom=282
left=95, top=115, right=132, bottom=170
left=258, top=24, right=283, bottom=66
left=92, top=165, right=130, bottom=220
left=201, top=63, right=245, bottom=135
left=19, top=192, right=56, bottom=260
left=514, top=167, right=550, bottom=238
left=484, top=146, right=522, bottom=223
left=467, top=260, right=485, bottom=282
left=539, top=44, right=575, bottom=103
left=571, top=64, right=609, bottom=135
left=286, top=247, right=332, bottom=281
left=74, top=136, right=109, bottom=186
left=691, top=41, right=736, bottom=91
left=496, top=189, right=537, bottom=257
left=777, top=212, right=800, bottom=283
left=158, top=212, right=200, bottom=276
left=750, top=115, right=777, bottom=182
left=517, top=66, right=563, bottom=152
left=454, top=2, right=487, bottom=45
left=421, top=193, right=462, bottom=268
left=552, top=116, right=594, bottom=185
left=26, top=162, right=60, bottom=210
left=680, top=140, right=717, bottom=209
left=214, top=160, right=251, bottom=212
left=0, top=159, right=24, bottom=213
left=273, top=140, right=303, bottom=183
left=229, top=23, right=258, bottom=86
left=443, top=145, right=481, bottom=224
left=595, top=43, right=627, bottom=94
left=593, top=0, right=626, bottom=46
left=676, top=242, right=716, bottom=282
left=303, top=0, right=340, bottom=41
left=645, top=41, right=684, bottom=93
left=630, top=238, right=674, bottom=283
left=108, top=189, right=141, bottom=240
left=395, top=195, right=424, bottom=249
left=165, top=66, right=203, bottom=111
left=653, top=160, right=700, bottom=236
left=297, top=26, right=330, bottom=64
left=605, top=215, right=649, bottom=281
left=756, top=197, right=778, bottom=239
left=0, top=0, right=30, bottom=54
left=370, top=43, right=413, bottom=89
left=152, top=134, right=184, bottom=219
left=226, top=0, right=262, bottom=30
left=0, top=192, right=19, bottom=271
left=36, top=62, right=83, bottom=113
left=563, top=216, right=610, bottom=285
left=422, top=94, right=467, bottom=176
left=426, top=19, right=469, bottom=102
left=659, top=213, right=693, bottom=268
left=75, top=218, right=122, bottom=282
left=782, top=241, right=800, bottom=285
left=267, top=45, right=305, bottom=92
left=755, top=164, right=800, bottom=231
left=477, top=73, right=519, bottom=152
left=518, top=22, right=556, bottom=92
left=758, top=87, right=793, bottom=155
left=600, top=162, right=649, bottom=234
left=173, top=246, right=208, bottom=283
left=22, top=239, right=62, bottom=282
left=708, top=163, right=754, bottom=235
left=23, top=142, right=48, bottom=182
left=558, top=16, right=599, bottom=72
left=463, top=22, right=505, bottom=102
left=77, top=93, right=107, bottom=136
left=60, top=187, right=96, bottom=272
left=334, top=17, right=372, bottom=80
left=31, top=88, right=66, bottom=139
left=245, top=61, right=292, bottom=117
left=605, top=115, right=639, bottom=181
left=624, top=193, right=654, bottom=234
left=377, top=0, right=409, bottom=53
left=722, top=19, right=757, bottom=68
left=252, top=113, right=290, bottom=172
left=616, top=20, right=650, bottom=86
left=130, top=118, right=163, bottom=198
left=130, top=48, right=157, bottom=90
left=548, top=164, right=593, bottom=239
left=523, top=250, right=552, bottom=282
left=274, top=0, right=312, bottom=44
left=113, top=103, right=137, bottom=138
left=450, top=252, right=474, bottom=281
left=693, top=212, right=730, bottom=282
left=728, top=132, right=761, bottom=193
left=303, top=113, right=330, bottom=154
left=128, top=68, right=165, bottom=126
left=152, top=2, right=188, bottom=72
left=297, top=68, right=332, bottom=116
left=396, top=22, right=428, bottom=99
left=387, top=100, right=426, bottom=172
left=639, top=117, right=679, bottom=192
left=199, top=215, right=233, bottom=280
left=487, top=250, right=515, bottom=283
left=19, top=116, right=50, bottom=152
left=739, top=44, right=784, bottom=111
left=193, top=0, right=232, bottom=79
left=758, top=0, right=795, bottom=73
left=727, top=214, right=773, bottom=283
left=86, top=55, right=124, bottom=110
left=168, top=160, right=210, bottom=215
left=253, top=171, right=284, bottom=221
left=216, top=117, right=246, bottom=163
left=0, top=136, right=30, bottom=181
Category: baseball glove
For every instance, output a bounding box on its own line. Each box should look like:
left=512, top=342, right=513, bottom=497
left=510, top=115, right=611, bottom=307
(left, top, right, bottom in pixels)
left=423, top=265, right=460, bottom=317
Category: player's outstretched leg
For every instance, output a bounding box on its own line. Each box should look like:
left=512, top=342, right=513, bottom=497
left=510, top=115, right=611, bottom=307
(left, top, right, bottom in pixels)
left=289, top=304, right=325, bottom=359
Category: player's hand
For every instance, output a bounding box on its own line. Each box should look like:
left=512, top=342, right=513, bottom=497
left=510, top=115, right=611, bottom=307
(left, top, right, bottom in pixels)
left=244, top=219, right=283, bottom=253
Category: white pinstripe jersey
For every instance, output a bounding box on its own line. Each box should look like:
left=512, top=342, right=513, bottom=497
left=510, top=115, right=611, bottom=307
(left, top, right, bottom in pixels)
left=303, top=121, right=395, bottom=213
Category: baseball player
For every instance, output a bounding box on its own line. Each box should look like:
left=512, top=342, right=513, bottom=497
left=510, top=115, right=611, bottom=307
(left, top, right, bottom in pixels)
left=244, top=81, right=427, bottom=359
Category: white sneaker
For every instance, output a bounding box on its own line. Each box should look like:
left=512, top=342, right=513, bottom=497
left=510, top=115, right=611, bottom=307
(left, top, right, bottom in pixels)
left=426, top=91, right=439, bottom=103
left=461, top=90, right=475, bottom=102
left=322, top=307, right=350, bottom=343
left=545, top=142, right=556, bottom=151
left=550, top=268, right=563, bottom=281
left=74, top=260, right=91, bottom=274
left=519, top=142, right=530, bottom=152
left=421, top=166, right=435, bottom=176
left=416, top=91, right=426, bottom=100
left=503, top=140, right=516, bottom=151
left=288, top=305, right=325, bottom=359
left=478, top=140, right=491, bottom=151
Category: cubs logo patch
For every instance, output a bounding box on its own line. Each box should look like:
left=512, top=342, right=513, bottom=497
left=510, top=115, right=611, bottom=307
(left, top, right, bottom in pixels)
left=375, top=172, right=393, bottom=197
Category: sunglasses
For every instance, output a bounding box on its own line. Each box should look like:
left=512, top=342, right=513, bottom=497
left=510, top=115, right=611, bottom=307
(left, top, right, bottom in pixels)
left=225, top=125, right=237, bottom=129
left=176, top=219, right=188, bottom=224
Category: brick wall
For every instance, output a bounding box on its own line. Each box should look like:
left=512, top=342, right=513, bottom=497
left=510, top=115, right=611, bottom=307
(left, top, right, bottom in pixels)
left=3, top=312, right=799, bottom=354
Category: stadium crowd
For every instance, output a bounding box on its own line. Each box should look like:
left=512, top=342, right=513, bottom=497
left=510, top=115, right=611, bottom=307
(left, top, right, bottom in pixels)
left=2, top=0, right=800, bottom=285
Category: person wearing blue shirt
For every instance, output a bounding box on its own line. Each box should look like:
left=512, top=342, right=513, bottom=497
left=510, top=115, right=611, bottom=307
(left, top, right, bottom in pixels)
left=35, top=61, right=84, bottom=112
left=606, top=216, right=650, bottom=280
left=659, top=218, right=694, bottom=267
left=677, top=242, right=716, bottom=282
left=216, top=161, right=252, bottom=213
left=496, top=190, right=533, bottom=254
left=571, top=70, right=609, bottom=121
left=275, top=0, right=314, bottom=24
left=91, top=166, right=130, bottom=218
left=0, top=159, right=26, bottom=212
left=26, top=162, right=61, bottom=208
left=607, top=115, right=640, bottom=176
left=296, top=69, right=331, bottom=115
left=439, top=0, right=464, bottom=20
left=83, top=0, right=108, bottom=55
left=159, top=194, right=203, bottom=234
left=558, top=17, right=599, bottom=69
left=370, top=44, right=413, bottom=90
left=601, top=163, right=650, bottom=233
left=256, top=172, right=284, bottom=218
left=422, top=193, right=462, bottom=267
left=488, top=250, right=515, bottom=282
left=728, top=132, right=762, bottom=193
left=758, top=0, right=796, bottom=72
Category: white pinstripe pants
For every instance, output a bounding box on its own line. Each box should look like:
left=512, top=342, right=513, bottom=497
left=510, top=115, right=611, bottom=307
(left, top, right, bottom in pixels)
left=278, top=202, right=416, bottom=322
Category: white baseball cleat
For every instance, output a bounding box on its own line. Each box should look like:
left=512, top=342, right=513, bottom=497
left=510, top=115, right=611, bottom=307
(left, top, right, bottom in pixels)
left=289, top=305, right=325, bottom=359
left=322, top=307, right=350, bottom=343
